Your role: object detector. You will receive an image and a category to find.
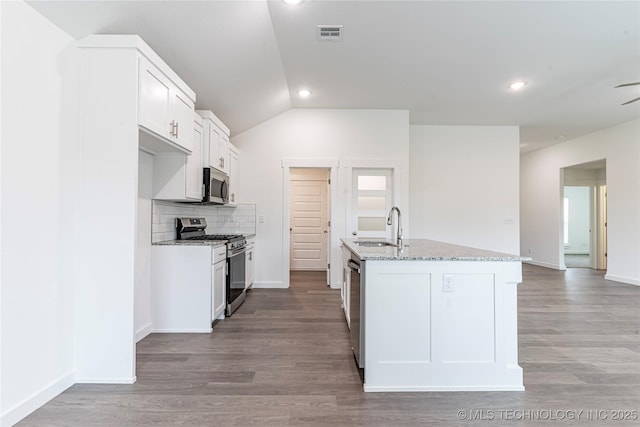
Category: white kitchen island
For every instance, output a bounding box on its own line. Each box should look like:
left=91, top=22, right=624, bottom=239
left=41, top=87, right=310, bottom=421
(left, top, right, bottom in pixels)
left=341, top=238, right=529, bottom=392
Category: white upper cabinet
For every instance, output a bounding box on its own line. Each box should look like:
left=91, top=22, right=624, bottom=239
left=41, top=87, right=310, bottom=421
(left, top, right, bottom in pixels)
left=186, top=114, right=204, bottom=200
left=197, top=110, right=230, bottom=175
left=173, top=91, right=195, bottom=152
left=219, top=133, right=230, bottom=175
left=138, top=59, right=171, bottom=135
left=228, top=144, right=240, bottom=205
left=153, top=113, right=203, bottom=201
left=139, top=57, right=195, bottom=152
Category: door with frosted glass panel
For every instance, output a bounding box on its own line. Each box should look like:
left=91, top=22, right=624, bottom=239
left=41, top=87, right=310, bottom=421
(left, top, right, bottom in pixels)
left=351, top=169, right=393, bottom=239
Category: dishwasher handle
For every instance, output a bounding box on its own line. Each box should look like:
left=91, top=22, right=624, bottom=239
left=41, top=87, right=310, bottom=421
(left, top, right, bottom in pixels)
left=348, top=259, right=361, bottom=273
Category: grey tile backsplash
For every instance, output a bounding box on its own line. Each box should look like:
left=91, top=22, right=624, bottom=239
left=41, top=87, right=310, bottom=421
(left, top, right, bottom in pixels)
left=152, top=201, right=256, bottom=242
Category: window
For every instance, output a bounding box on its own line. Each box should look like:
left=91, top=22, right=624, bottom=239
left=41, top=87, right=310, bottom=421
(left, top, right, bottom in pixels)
left=352, top=169, right=393, bottom=238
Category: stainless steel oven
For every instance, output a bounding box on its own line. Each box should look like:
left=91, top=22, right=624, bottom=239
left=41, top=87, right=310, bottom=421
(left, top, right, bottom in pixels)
left=175, top=218, right=247, bottom=317
left=226, top=240, right=247, bottom=316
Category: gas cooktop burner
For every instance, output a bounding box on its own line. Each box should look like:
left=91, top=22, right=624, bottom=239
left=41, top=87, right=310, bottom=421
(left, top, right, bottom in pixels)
left=175, top=218, right=247, bottom=251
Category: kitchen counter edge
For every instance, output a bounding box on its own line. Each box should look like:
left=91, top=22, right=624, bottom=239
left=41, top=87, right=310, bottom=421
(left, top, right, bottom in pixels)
left=341, top=238, right=532, bottom=262
left=153, top=240, right=227, bottom=247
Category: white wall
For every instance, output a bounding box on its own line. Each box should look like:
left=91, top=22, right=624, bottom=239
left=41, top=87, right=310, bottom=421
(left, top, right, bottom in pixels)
left=232, top=109, right=410, bottom=288
left=135, top=151, right=154, bottom=342
left=1, top=1, right=79, bottom=424
left=563, top=186, right=590, bottom=254
left=409, top=125, right=521, bottom=255
left=521, top=119, right=640, bottom=285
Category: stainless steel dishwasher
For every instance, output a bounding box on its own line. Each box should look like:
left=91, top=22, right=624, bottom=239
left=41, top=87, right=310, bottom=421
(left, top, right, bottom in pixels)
left=348, top=255, right=364, bottom=368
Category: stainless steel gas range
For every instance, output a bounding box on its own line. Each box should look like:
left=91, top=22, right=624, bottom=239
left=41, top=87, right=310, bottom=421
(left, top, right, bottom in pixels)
left=176, top=217, right=247, bottom=316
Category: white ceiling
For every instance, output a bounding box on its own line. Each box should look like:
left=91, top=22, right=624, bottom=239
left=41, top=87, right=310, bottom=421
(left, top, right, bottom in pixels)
left=27, top=0, right=640, bottom=152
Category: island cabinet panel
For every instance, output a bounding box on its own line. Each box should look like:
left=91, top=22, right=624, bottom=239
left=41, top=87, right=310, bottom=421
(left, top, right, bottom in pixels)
left=366, top=269, right=431, bottom=364
left=434, top=273, right=496, bottom=363
left=363, top=260, right=524, bottom=392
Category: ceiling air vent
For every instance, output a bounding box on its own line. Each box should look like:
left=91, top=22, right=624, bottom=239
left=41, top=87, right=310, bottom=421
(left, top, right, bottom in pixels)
left=317, top=25, right=343, bottom=41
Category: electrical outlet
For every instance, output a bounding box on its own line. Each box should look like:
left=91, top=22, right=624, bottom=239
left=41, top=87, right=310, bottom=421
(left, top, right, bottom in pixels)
left=443, top=275, right=454, bottom=292
left=259, top=215, right=265, bottom=223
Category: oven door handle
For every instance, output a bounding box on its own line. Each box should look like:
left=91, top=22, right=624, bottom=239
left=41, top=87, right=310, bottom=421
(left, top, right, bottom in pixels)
left=227, top=247, right=247, bottom=258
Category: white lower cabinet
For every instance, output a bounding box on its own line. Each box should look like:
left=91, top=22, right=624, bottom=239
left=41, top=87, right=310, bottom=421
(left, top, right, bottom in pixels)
left=245, top=237, right=256, bottom=289
left=151, top=244, right=226, bottom=332
left=212, top=246, right=226, bottom=320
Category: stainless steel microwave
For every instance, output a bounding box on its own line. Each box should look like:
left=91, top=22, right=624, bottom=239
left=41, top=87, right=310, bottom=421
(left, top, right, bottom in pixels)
left=203, top=168, right=229, bottom=204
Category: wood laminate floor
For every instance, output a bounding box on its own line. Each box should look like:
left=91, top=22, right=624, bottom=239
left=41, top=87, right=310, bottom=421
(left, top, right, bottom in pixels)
left=564, top=254, right=591, bottom=268
left=19, top=266, right=640, bottom=426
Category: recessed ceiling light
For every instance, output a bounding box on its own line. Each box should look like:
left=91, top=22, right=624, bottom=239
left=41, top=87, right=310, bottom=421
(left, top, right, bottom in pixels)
left=284, top=0, right=302, bottom=5
left=509, top=81, right=527, bottom=90
left=297, top=89, right=311, bottom=98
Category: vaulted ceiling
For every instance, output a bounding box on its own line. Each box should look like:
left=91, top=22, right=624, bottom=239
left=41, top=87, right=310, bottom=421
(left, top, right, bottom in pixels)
left=27, top=0, right=640, bottom=152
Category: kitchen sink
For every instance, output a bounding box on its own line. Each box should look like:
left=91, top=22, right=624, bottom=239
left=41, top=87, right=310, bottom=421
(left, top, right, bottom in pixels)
left=353, top=240, right=398, bottom=247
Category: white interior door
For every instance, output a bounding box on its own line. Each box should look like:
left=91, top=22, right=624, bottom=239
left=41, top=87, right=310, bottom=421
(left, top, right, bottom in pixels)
left=351, top=169, right=393, bottom=239
left=598, top=185, right=607, bottom=270
left=290, top=169, right=329, bottom=271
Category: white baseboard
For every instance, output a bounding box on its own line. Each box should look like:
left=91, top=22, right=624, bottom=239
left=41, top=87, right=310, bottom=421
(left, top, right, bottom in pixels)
left=75, top=376, right=136, bottom=384
left=150, top=328, right=213, bottom=333
left=524, top=260, right=565, bottom=270
left=604, top=274, right=640, bottom=286
left=135, top=322, right=152, bottom=343
left=1, top=369, right=75, bottom=427
left=363, top=384, right=525, bottom=392
left=252, top=281, right=286, bottom=289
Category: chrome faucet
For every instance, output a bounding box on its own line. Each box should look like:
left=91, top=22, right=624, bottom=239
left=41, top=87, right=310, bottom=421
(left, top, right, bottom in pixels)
left=387, top=206, right=403, bottom=247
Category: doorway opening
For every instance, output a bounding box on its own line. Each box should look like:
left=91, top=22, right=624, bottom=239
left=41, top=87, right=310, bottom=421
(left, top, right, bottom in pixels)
left=289, top=168, right=331, bottom=286
left=561, top=160, right=607, bottom=270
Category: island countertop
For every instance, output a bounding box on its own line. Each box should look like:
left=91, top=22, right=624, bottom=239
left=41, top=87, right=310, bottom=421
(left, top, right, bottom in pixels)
left=341, top=238, right=531, bottom=262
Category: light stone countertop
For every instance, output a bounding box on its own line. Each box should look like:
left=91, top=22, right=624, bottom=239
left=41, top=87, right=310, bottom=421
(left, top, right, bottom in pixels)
left=341, top=238, right=531, bottom=262
left=153, top=240, right=227, bottom=248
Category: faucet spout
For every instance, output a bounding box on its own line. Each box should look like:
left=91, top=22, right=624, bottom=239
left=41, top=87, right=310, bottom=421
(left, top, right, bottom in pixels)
left=387, top=206, right=403, bottom=247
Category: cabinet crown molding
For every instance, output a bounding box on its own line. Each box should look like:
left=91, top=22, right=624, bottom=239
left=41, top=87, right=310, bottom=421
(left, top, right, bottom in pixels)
left=196, top=110, right=230, bottom=136
left=78, top=34, right=196, bottom=103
